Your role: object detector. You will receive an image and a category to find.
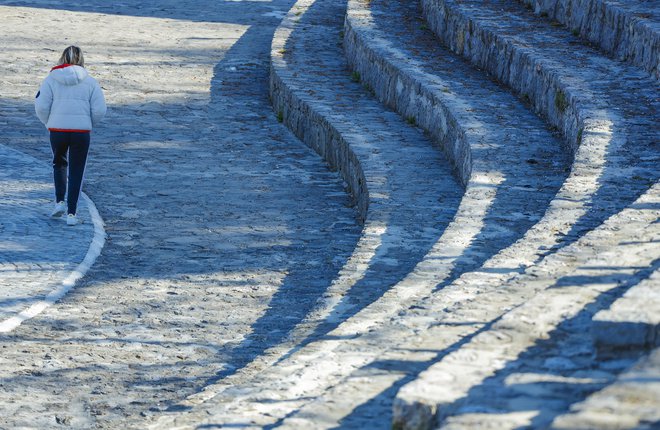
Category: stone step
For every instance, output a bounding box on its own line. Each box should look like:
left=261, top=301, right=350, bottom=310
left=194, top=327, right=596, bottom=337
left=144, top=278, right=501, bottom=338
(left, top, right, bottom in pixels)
left=591, top=268, right=660, bottom=351
left=145, top=0, right=468, bottom=426
left=393, top=183, right=660, bottom=430
left=344, top=0, right=566, bottom=243
left=238, top=0, right=631, bottom=424
left=517, top=0, right=660, bottom=79
left=550, top=347, right=660, bottom=430
left=419, top=0, right=659, bottom=334
left=343, top=0, right=625, bottom=312
left=269, top=0, right=467, bottom=343
left=148, top=0, right=658, bottom=425
left=283, top=2, right=660, bottom=425
left=421, top=0, right=659, bottom=173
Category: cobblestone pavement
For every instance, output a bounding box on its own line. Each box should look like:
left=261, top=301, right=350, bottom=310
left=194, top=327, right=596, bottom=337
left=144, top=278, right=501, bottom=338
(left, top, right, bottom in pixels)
left=0, top=0, right=658, bottom=429
left=144, top=0, right=658, bottom=428
left=0, top=1, right=364, bottom=428
left=0, top=144, right=101, bottom=332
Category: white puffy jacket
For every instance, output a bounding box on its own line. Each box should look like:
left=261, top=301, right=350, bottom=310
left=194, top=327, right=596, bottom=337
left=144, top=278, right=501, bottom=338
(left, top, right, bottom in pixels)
left=35, top=64, right=106, bottom=131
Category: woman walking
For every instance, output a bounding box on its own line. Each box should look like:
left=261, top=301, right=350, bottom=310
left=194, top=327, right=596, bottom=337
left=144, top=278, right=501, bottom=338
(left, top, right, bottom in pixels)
left=35, top=45, right=106, bottom=226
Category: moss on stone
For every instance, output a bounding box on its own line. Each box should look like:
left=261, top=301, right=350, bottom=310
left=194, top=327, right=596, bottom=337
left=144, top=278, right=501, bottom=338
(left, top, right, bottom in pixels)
left=555, top=89, right=569, bottom=113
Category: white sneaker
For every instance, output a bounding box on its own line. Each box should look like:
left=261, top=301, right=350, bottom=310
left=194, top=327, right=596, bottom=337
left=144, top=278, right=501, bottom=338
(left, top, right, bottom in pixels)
left=51, top=201, right=66, bottom=218
left=66, top=214, right=78, bottom=226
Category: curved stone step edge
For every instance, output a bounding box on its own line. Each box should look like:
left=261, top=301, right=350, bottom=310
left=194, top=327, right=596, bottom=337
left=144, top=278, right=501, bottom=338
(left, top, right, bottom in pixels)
left=392, top=182, right=660, bottom=430
left=271, top=60, right=370, bottom=223
left=0, top=144, right=107, bottom=334
left=592, top=269, right=660, bottom=351
left=421, top=0, right=620, bottom=157
left=518, top=0, right=659, bottom=80
left=262, top=183, right=659, bottom=430
left=345, top=1, right=471, bottom=188
left=550, top=346, right=660, bottom=430
left=342, top=0, right=584, bottom=267
left=267, top=0, right=474, bottom=351
left=342, top=2, right=637, bottom=283
left=341, top=0, right=612, bottom=339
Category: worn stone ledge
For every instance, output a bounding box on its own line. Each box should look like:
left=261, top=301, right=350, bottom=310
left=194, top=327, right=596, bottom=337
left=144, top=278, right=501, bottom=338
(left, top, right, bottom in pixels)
left=271, top=15, right=370, bottom=222
left=344, top=2, right=471, bottom=187
left=420, top=0, right=658, bottom=171
left=592, top=269, right=660, bottom=351
left=270, top=61, right=369, bottom=222
left=393, top=183, right=660, bottom=430
left=550, top=347, right=660, bottom=429
left=518, top=0, right=659, bottom=79
left=421, top=0, right=591, bottom=154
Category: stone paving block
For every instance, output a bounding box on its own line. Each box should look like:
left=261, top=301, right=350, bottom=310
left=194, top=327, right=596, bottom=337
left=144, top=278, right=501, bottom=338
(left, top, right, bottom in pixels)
left=592, top=270, right=660, bottom=350
left=518, top=0, right=660, bottom=79
left=393, top=184, right=660, bottom=430
left=550, top=347, right=660, bottom=430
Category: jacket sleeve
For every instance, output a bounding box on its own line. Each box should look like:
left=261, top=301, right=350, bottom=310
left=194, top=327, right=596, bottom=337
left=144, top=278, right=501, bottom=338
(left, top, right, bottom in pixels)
left=90, top=81, right=107, bottom=127
left=34, top=79, right=53, bottom=126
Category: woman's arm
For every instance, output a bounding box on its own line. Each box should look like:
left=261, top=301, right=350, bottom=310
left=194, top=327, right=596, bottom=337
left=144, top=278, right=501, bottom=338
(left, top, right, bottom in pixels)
left=34, top=79, right=53, bottom=126
left=90, top=81, right=107, bottom=127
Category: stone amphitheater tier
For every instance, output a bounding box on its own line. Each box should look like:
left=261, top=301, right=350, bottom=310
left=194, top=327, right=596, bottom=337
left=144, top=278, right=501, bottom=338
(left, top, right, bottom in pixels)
left=389, top=0, right=659, bottom=428
left=143, top=0, right=658, bottom=428
left=144, top=0, right=563, bottom=426
left=150, top=0, right=660, bottom=428
left=393, top=184, right=659, bottom=429
left=518, top=0, right=659, bottom=79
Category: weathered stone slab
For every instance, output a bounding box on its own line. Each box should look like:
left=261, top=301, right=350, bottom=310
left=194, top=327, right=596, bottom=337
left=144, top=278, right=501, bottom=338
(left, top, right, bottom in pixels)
left=393, top=184, right=660, bottom=430
left=518, top=0, right=660, bottom=79
left=592, top=269, right=660, bottom=350
left=551, top=347, right=660, bottom=430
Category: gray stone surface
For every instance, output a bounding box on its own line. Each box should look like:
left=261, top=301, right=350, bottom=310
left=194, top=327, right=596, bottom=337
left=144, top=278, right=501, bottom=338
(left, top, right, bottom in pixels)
left=0, top=144, right=101, bottom=330
left=551, top=347, right=660, bottom=430
left=394, top=184, right=660, bottom=430
left=0, top=0, right=657, bottom=428
left=518, top=0, right=660, bottom=79
left=0, top=1, right=364, bottom=428
left=592, top=269, right=660, bottom=350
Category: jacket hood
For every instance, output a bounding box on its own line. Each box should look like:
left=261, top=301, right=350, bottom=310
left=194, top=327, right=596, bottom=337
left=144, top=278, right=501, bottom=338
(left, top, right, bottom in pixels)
left=50, top=64, right=88, bottom=85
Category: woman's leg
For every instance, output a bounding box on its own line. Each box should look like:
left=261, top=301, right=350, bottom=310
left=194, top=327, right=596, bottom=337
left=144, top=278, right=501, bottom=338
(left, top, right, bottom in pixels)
left=66, top=132, right=91, bottom=215
left=50, top=131, right=69, bottom=203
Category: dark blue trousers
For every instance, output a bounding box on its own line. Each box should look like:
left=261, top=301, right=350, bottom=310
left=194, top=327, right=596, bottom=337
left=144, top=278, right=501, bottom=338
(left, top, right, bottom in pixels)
left=50, top=131, right=90, bottom=215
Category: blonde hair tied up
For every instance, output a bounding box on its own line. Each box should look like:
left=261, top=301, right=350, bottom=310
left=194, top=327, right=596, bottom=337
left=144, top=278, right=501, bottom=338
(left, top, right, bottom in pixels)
left=58, top=45, right=85, bottom=67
